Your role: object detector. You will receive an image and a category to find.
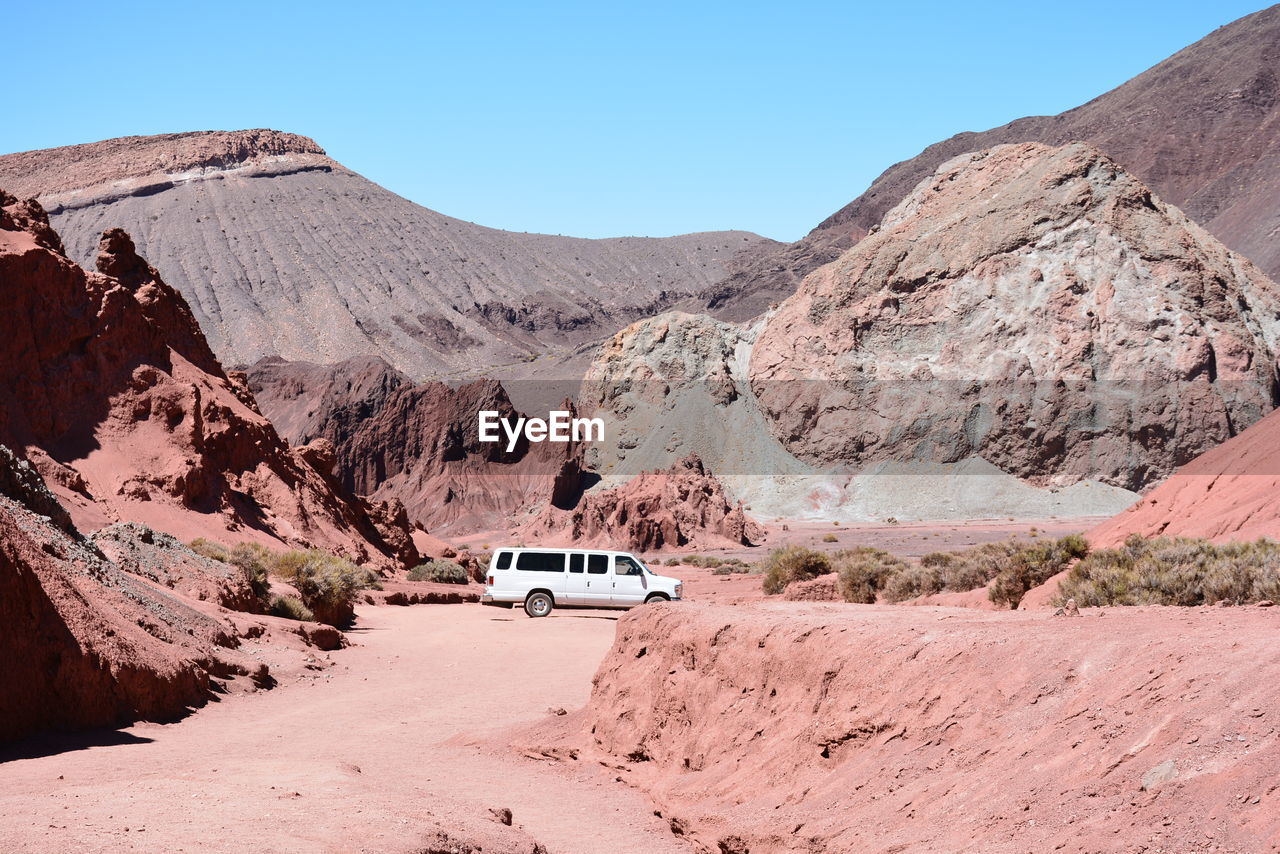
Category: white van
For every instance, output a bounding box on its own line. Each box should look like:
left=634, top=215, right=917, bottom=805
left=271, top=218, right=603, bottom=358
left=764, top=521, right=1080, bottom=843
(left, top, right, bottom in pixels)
left=480, top=547, right=683, bottom=617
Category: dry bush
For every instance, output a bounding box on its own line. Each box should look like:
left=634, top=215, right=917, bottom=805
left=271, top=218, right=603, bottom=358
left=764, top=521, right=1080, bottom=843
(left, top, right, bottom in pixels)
left=407, top=558, right=469, bottom=584
left=1057, top=535, right=1280, bottom=607
left=988, top=534, right=1090, bottom=609
left=822, top=533, right=838, bottom=543
left=267, top=594, right=315, bottom=622
left=189, top=539, right=273, bottom=605
left=831, top=547, right=909, bottom=603
left=761, top=545, right=831, bottom=595
left=271, top=549, right=379, bottom=626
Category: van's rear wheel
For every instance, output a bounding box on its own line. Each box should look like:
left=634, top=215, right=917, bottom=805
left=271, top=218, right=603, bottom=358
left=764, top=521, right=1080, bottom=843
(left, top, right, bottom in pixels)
left=524, top=592, right=554, bottom=618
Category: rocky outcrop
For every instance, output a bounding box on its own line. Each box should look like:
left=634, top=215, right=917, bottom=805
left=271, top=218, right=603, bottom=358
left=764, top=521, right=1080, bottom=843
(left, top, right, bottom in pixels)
left=750, top=142, right=1280, bottom=491
left=0, top=449, right=225, bottom=742
left=0, top=130, right=772, bottom=378
left=704, top=5, right=1280, bottom=319
left=522, top=455, right=763, bottom=552
left=581, top=602, right=1280, bottom=852
left=1089, top=406, right=1280, bottom=545
left=250, top=357, right=583, bottom=534
left=91, top=523, right=260, bottom=612
left=0, top=189, right=416, bottom=569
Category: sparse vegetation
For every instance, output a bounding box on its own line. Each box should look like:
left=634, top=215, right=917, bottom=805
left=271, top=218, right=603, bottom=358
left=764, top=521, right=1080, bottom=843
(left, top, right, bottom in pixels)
left=664, top=557, right=681, bottom=566
left=271, top=549, right=380, bottom=626
left=190, top=539, right=273, bottom=604
left=821, top=533, right=838, bottom=543
left=761, top=545, right=831, bottom=595
left=830, top=547, right=910, bottom=604
left=267, top=594, right=315, bottom=622
left=988, top=534, right=1090, bottom=609
left=711, top=562, right=751, bottom=576
left=1056, top=535, right=1280, bottom=607
left=408, top=558, right=469, bottom=584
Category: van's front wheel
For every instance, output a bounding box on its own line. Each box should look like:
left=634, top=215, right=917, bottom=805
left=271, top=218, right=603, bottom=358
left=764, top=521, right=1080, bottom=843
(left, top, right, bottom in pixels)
left=524, top=592, right=554, bottom=618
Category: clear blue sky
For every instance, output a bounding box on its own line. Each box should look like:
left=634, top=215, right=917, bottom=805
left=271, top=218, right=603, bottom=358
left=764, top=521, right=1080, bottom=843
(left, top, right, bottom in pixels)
left=3, top=1, right=1271, bottom=241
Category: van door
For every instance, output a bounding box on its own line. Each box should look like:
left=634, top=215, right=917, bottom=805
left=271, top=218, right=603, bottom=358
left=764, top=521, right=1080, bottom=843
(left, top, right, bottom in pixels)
left=579, top=553, right=612, bottom=606
left=564, top=552, right=588, bottom=604
left=610, top=555, right=649, bottom=606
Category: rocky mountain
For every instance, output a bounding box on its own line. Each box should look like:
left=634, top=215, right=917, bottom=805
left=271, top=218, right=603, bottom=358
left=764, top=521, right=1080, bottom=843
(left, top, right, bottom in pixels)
left=1089, top=406, right=1280, bottom=545
left=0, top=189, right=415, bottom=568
left=750, top=142, right=1280, bottom=492
left=578, top=310, right=1139, bottom=521
left=705, top=4, right=1280, bottom=319
left=249, top=356, right=583, bottom=534
left=0, top=130, right=774, bottom=379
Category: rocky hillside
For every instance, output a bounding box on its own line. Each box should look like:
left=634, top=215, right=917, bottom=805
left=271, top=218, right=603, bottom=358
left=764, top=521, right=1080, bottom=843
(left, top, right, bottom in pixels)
left=578, top=310, right=1138, bottom=522
left=0, top=130, right=773, bottom=379
left=0, top=189, right=415, bottom=568
left=578, top=602, right=1280, bottom=853
left=250, top=356, right=583, bottom=534
left=1090, top=406, right=1280, bottom=545
left=706, top=4, right=1280, bottom=318
left=750, top=142, right=1280, bottom=492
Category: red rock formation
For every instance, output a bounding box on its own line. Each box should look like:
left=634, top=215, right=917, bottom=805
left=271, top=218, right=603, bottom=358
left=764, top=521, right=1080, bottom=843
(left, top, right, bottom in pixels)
left=250, top=357, right=584, bottom=534
left=522, top=455, right=763, bottom=552
left=580, top=602, right=1280, bottom=852
left=750, top=142, right=1280, bottom=492
left=1089, top=407, right=1280, bottom=545
left=0, top=189, right=415, bottom=569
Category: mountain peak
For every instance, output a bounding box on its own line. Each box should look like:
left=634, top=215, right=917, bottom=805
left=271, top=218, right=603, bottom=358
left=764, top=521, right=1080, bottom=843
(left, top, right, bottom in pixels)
left=0, top=129, right=328, bottom=199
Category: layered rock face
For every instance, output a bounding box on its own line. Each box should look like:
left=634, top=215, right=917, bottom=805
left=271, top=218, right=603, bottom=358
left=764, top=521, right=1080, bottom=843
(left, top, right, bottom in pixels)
left=0, top=130, right=773, bottom=378
left=750, top=142, right=1280, bottom=491
left=0, top=449, right=216, bottom=742
left=1090, top=406, right=1280, bottom=545
left=706, top=5, right=1280, bottom=319
left=522, top=454, right=763, bottom=552
left=0, top=189, right=415, bottom=568
left=580, top=310, right=1138, bottom=521
left=250, top=357, right=583, bottom=533
left=584, top=603, right=1280, bottom=852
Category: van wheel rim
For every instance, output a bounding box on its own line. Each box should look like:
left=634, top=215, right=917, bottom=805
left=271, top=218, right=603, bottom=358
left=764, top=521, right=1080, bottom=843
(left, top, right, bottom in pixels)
left=531, top=597, right=550, bottom=616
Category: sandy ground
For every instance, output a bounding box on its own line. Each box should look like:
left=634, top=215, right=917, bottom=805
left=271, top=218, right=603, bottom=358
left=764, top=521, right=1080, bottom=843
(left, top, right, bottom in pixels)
left=0, top=605, right=690, bottom=854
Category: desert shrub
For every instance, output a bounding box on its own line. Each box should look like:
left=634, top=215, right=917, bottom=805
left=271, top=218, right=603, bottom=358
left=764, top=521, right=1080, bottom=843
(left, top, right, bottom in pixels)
left=407, top=558, right=469, bottom=584
left=683, top=554, right=727, bottom=568
left=988, top=534, right=1090, bottom=609
left=760, top=545, right=831, bottom=595
left=822, top=533, right=838, bottom=543
left=882, top=563, right=946, bottom=603
left=270, top=549, right=378, bottom=626
left=190, top=539, right=273, bottom=604
left=711, top=563, right=751, bottom=576
left=830, top=547, right=909, bottom=604
left=267, top=594, right=315, bottom=622
left=664, top=557, right=681, bottom=566
left=1056, top=536, right=1280, bottom=607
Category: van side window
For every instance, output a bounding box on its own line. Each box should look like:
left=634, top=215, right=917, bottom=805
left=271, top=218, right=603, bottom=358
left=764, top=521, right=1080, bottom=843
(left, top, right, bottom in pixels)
left=587, top=554, right=608, bottom=574
left=517, top=552, right=565, bottom=572
left=495, top=551, right=512, bottom=570
left=616, top=556, right=643, bottom=576
left=569, top=553, right=584, bottom=573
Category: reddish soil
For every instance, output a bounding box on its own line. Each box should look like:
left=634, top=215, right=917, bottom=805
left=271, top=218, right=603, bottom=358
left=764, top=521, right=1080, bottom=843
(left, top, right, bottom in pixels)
left=572, top=601, right=1280, bottom=854
left=1090, top=407, right=1280, bottom=546
left=0, top=605, right=689, bottom=854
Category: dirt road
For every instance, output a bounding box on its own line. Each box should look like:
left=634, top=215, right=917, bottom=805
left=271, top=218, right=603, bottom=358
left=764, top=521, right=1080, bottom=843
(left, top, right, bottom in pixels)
left=0, top=605, right=690, bottom=854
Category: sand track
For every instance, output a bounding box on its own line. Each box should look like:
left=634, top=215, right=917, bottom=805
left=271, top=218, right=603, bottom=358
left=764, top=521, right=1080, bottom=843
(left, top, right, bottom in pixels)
left=0, top=605, right=689, bottom=854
